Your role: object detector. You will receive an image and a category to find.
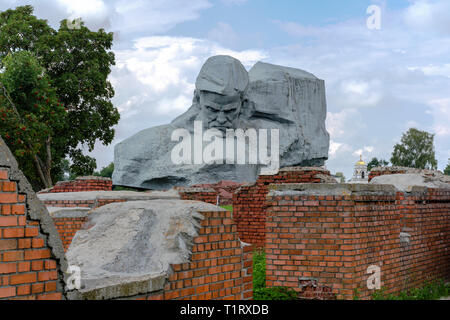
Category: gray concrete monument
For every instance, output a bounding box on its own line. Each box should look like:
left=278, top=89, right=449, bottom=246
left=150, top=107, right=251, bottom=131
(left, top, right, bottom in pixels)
left=113, top=55, right=329, bottom=189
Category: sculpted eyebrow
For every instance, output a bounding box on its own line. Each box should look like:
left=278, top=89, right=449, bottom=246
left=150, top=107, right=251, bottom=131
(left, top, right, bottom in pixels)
left=223, top=103, right=238, bottom=111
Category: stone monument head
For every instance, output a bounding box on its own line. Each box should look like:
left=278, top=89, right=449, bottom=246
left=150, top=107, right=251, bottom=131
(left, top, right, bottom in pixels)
left=194, top=55, right=248, bottom=131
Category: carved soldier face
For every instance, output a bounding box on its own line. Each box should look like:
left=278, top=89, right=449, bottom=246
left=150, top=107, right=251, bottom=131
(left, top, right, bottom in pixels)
left=199, top=91, right=241, bottom=131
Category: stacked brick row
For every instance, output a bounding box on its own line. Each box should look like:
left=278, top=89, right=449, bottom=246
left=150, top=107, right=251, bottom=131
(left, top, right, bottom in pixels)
left=179, top=188, right=218, bottom=205
left=127, top=209, right=253, bottom=300
left=52, top=217, right=87, bottom=251
left=265, top=187, right=450, bottom=300
left=0, top=168, right=62, bottom=300
left=41, top=176, right=112, bottom=193
left=233, top=167, right=332, bottom=248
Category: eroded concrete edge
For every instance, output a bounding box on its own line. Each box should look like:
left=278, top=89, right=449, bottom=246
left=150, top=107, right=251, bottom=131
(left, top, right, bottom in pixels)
left=0, top=136, right=68, bottom=298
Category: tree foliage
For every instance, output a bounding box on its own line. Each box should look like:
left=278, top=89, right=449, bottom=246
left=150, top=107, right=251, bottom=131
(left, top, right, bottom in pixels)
left=94, top=162, right=114, bottom=178
left=334, top=172, right=346, bottom=183
left=367, top=157, right=389, bottom=172
left=444, top=159, right=450, bottom=176
left=0, top=51, right=66, bottom=188
left=390, top=128, right=437, bottom=170
left=0, top=5, right=119, bottom=189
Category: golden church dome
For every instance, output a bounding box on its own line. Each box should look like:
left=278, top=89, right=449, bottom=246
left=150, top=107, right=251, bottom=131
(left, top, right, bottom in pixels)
left=356, top=155, right=365, bottom=165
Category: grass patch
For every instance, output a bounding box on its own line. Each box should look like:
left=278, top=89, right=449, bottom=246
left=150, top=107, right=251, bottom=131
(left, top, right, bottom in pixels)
left=220, top=205, right=233, bottom=212
left=371, top=280, right=450, bottom=300
left=252, top=249, right=298, bottom=300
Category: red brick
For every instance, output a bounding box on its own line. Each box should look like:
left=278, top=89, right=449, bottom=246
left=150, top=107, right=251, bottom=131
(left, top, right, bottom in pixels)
left=11, top=204, right=25, bottom=215
left=18, top=238, right=31, bottom=249
left=0, top=170, right=8, bottom=180
left=0, top=287, right=16, bottom=298
left=32, top=238, right=45, bottom=248
left=3, top=250, right=24, bottom=262
left=18, top=261, right=31, bottom=272
left=0, top=263, right=17, bottom=274
left=1, top=205, right=11, bottom=215
left=0, top=239, right=17, bottom=250
left=2, top=227, right=24, bottom=238
left=31, top=283, right=44, bottom=294
left=25, top=249, right=51, bottom=260
left=0, top=216, right=17, bottom=226
left=37, top=270, right=58, bottom=281
left=36, top=292, right=62, bottom=300
left=0, top=193, right=17, bottom=203
left=25, top=227, right=39, bottom=237
left=17, top=284, right=31, bottom=296
left=10, top=272, right=37, bottom=285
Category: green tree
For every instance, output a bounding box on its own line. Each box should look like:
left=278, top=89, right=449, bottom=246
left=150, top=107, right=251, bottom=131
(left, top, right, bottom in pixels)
left=334, top=172, right=346, bottom=183
left=367, top=157, right=389, bottom=172
left=390, top=128, right=437, bottom=169
left=0, top=5, right=119, bottom=189
left=0, top=51, right=66, bottom=188
left=94, top=162, right=114, bottom=178
left=444, top=159, right=450, bottom=176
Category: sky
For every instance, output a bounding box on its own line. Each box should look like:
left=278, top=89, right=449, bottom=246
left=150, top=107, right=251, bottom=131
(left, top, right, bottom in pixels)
left=1, top=0, right=449, bottom=180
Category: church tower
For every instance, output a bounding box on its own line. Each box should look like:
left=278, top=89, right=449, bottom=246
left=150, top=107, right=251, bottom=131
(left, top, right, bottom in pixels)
left=351, top=155, right=368, bottom=183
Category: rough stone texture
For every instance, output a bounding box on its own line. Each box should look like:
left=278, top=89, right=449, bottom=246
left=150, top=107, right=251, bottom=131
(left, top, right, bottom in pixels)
left=66, top=200, right=222, bottom=292
left=370, top=172, right=450, bottom=192
left=113, top=56, right=330, bottom=190
left=0, top=136, right=67, bottom=300
left=244, top=62, right=329, bottom=167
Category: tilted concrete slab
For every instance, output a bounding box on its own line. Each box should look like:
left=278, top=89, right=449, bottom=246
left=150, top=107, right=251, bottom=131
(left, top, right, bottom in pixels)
left=37, top=189, right=180, bottom=202
left=65, top=199, right=225, bottom=299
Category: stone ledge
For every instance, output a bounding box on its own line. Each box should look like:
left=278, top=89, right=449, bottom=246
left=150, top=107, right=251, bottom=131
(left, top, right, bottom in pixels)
left=279, top=166, right=329, bottom=172
left=267, top=183, right=398, bottom=196
left=66, top=273, right=167, bottom=300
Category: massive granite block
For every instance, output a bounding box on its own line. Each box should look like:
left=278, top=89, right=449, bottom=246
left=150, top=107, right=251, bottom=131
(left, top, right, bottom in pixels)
left=113, top=55, right=329, bottom=190
left=245, top=61, right=329, bottom=167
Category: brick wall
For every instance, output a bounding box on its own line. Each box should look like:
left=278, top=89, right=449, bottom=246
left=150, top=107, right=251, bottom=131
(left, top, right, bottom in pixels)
left=145, top=209, right=253, bottom=300
left=265, top=184, right=450, bottom=300
left=179, top=188, right=218, bottom=205
left=233, top=167, right=333, bottom=248
left=0, top=168, right=64, bottom=300
left=53, top=217, right=87, bottom=251
left=40, top=176, right=112, bottom=193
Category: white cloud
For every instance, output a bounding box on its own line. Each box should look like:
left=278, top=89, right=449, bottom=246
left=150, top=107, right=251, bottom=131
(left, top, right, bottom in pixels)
left=0, top=0, right=212, bottom=33
left=427, top=98, right=450, bottom=137
left=404, top=0, right=450, bottom=35
left=408, top=64, right=450, bottom=78
left=353, top=146, right=374, bottom=158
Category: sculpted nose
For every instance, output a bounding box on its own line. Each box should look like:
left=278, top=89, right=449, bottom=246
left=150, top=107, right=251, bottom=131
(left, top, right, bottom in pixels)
left=217, top=111, right=227, bottom=124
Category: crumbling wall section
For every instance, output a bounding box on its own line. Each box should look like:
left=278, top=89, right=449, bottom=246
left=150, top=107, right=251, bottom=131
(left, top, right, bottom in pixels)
left=39, top=176, right=112, bottom=193
left=0, top=137, right=66, bottom=300
left=233, top=167, right=333, bottom=248
left=265, top=183, right=450, bottom=300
